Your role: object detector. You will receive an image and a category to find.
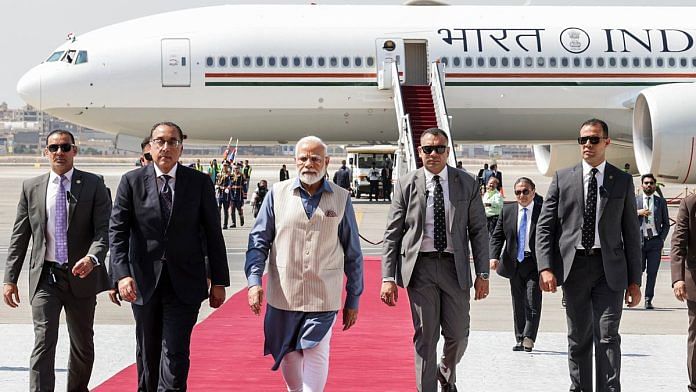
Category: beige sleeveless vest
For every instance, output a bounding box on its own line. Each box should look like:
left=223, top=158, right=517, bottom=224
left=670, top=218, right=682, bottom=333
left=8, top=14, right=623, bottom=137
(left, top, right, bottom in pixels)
left=267, top=180, right=349, bottom=312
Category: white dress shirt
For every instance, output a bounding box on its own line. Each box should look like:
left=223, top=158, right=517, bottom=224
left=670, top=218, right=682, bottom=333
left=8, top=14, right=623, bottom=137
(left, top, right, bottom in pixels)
left=154, top=163, right=178, bottom=202
left=421, top=166, right=454, bottom=253
left=44, top=169, right=73, bottom=263
left=642, top=193, right=657, bottom=237
left=517, top=200, right=534, bottom=253
left=577, top=160, right=605, bottom=249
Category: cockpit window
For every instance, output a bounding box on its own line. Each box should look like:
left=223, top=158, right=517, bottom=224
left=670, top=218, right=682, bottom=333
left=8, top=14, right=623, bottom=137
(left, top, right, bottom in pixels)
left=46, top=51, right=64, bottom=62
left=63, top=50, right=77, bottom=64
left=75, top=51, right=88, bottom=64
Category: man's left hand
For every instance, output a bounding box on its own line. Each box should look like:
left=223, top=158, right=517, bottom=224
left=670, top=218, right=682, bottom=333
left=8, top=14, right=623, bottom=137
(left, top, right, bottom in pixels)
left=625, top=283, right=641, bottom=308
left=343, top=307, right=358, bottom=331
left=474, top=277, right=489, bottom=300
left=72, top=257, right=95, bottom=279
left=209, top=286, right=226, bottom=308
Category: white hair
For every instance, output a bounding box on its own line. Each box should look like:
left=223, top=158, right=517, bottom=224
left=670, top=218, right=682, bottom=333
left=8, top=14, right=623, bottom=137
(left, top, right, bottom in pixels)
left=295, top=136, right=328, bottom=157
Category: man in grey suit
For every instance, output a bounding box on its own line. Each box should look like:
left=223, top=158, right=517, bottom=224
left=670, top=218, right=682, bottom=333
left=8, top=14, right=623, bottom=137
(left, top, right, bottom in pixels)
left=381, top=128, right=489, bottom=392
left=2, top=129, right=112, bottom=392
left=636, top=173, right=670, bottom=309
left=536, top=118, right=642, bottom=392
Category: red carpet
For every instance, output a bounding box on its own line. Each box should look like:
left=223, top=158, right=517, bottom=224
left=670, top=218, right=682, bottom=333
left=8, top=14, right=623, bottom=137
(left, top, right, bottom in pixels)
left=94, top=257, right=415, bottom=391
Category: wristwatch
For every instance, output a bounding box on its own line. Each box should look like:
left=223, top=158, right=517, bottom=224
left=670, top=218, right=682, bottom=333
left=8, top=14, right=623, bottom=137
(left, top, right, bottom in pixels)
left=477, top=272, right=489, bottom=280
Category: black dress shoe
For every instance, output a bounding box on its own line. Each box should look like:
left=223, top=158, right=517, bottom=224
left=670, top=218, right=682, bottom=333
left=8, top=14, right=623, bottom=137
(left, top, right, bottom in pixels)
left=437, top=366, right=457, bottom=392
left=645, top=299, right=654, bottom=309
left=513, top=343, right=524, bottom=351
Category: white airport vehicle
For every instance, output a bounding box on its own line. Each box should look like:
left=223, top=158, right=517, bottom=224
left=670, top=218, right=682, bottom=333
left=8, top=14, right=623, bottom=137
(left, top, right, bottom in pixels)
left=345, top=145, right=397, bottom=199
left=15, top=2, right=696, bottom=182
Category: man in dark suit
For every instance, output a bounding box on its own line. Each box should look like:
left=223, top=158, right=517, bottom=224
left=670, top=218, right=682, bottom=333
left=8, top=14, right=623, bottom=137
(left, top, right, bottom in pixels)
left=536, top=118, right=642, bottom=392
left=381, top=128, right=489, bottom=392
left=110, top=122, right=230, bottom=391
left=671, top=194, right=696, bottom=391
left=490, top=177, right=543, bottom=352
left=483, top=162, right=503, bottom=191
left=636, top=173, right=670, bottom=309
left=3, top=129, right=111, bottom=392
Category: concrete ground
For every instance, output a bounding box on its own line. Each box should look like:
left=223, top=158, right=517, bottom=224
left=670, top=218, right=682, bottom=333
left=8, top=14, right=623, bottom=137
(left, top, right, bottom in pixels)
left=0, top=161, right=693, bottom=391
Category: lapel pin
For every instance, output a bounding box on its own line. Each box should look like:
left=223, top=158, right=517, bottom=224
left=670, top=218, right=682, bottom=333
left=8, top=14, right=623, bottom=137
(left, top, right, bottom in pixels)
left=609, top=176, right=613, bottom=180
left=76, top=179, right=81, bottom=184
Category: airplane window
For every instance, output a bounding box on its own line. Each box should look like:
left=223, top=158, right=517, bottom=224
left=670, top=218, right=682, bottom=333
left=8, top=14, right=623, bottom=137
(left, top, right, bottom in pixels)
left=561, top=57, right=569, bottom=67
left=342, top=57, right=350, bottom=67
left=609, top=57, right=617, bottom=67
left=477, top=57, right=485, bottom=67
left=549, top=57, right=557, bottom=67
left=305, top=57, right=313, bottom=67
left=46, top=51, right=65, bottom=62
left=440, top=57, right=448, bottom=66
left=525, top=57, right=533, bottom=67
left=619, top=58, right=628, bottom=67
left=330, top=57, right=338, bottom=67
left=597, top=57, right=605, bottom=67
left=572, top=58, right=581, bottom=67
left=692, top=58, right=696, bottom=67
left=513, top=57, right=521, bottom=67
left=453, top=57, right=461, bottom=67
left=501, top=57, right=509, bottom=67
left=268, top=57, right=277, bottom=67
left=218, top=57, right=227, bottom=67
left=489, top=57, right=497, bottom=67
left=537, top=57, right=545, bottom=67
left=644, top=57, right=652, bottom=67
left=244, top=56, right=252, bottom=67
left=668, top=57, right=676, bottom=67
left=317, top=57, right=326, bottom=67
left=464, top=57, right=473, bottom=67
left=293, top=57, right=301, bottom=67
left=584, top=57, right=592, bottom=67
left=656, top=57, right=664, bottom=67
left=366, top=56, right=375, bottom=67
left=231, top=56, right=239, bottom=67
left=680, top=57, right=687, bottom=67
left=63, top=50, right=76, bottom=64
left=354, top=57, right=362, bottom=67
left=206, top=57, right=214, bottom=67
left=256, top=57, right=264, bottom=67
left=632, top=57, right=640, bottom=67
left=75, top=51, right=88, bottom=64
left=281, top=57, right=289, bottom=67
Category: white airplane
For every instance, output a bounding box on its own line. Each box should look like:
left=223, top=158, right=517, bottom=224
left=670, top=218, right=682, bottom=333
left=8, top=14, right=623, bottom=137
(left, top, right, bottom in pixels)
left=15, top=2, right=696, bottom=182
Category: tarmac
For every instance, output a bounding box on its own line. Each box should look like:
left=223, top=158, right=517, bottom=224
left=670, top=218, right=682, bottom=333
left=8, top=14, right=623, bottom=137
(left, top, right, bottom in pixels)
left=0, top=160, right=692, bottom=391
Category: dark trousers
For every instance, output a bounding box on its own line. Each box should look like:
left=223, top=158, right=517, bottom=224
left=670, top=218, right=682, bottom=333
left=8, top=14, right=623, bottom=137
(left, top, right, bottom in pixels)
left=509, top=257, right=542, bottom=342
left=369, top=180, right=379, bottom=201
left=218, top=199, right=230, bottom=228
left=31, top=264, right=96, bottom=392
left=641, top=237, right=663, bottom=299
left=486, top=216, right=499, bottom=237
left=563, top=253, right=623, bottom=392
left=688, top=300, right=696, bottom=392
left=382, top=180, right=391, bottom=201
left=407, top=253, right=470, bottom=392
left=230, top=200, right=244, bottom=226
left=131, top=266, right=200, bottom=392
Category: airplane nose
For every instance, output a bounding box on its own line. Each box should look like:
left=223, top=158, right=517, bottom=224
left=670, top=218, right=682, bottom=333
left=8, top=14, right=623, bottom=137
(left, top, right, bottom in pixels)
left=16, top=68, right=41, bottom=108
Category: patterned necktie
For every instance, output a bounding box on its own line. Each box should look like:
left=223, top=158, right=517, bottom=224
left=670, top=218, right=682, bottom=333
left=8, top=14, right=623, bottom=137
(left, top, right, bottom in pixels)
left=645, top=196, right=652, bottom=226
left=55, top=175, right=68, bottom=264
left=517, top=207, right=528, bottom=262
left=160, top=175, right=173, bottom=225
left=433, top=175, right=447, bottom=252
left=581, top=168, right=599, bottom=250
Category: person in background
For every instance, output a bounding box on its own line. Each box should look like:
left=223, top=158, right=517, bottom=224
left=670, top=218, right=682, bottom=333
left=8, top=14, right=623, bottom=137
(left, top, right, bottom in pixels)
left=243, top=160, right=252, bottom=199
left=217, top=163, right=233, bottom=229
left=193, top=158, right=203, bottom=172
left=279, top=164, right=290, bottom=182
left=456, top=161, right=463, bottom=170
left=477, top=163, right=488, bottom=188
left=483, top=162, right=503, bottom=192
left=483, top=177, right=504, bottom=236
left=229, top=165, right=246, bottom=227
left=368, top=163, right=381, bottom=202
left=139, top=136, right=153, bottom=167
left=333, top=160, right=352, bottom=191
left=250, top=179, right=269, bottom=218
left=208, top=158, right=221, bottom=184
left=623, top=162, right=631, bottom=173
left=381, top=165, right=392, bottom=202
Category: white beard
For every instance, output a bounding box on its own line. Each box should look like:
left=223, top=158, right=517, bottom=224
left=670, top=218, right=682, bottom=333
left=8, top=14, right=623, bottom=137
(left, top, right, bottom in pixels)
left=298, top=167, right=326, bottom=185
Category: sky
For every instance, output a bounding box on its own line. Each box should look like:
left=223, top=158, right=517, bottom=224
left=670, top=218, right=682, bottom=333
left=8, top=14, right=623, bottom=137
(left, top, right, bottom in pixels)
left=3, top=0, right=696, bottom=108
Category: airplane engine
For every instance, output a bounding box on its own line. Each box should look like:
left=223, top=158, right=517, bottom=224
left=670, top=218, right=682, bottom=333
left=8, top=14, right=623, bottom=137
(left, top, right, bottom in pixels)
left=533, top=143, right=637, bottom=177
left=633, top=83, right=696, bottom=183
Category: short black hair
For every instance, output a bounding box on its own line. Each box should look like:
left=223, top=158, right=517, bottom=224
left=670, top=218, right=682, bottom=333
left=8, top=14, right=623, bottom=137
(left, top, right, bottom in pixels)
left=420, top=128, right=449, bottom=144
left=641, top=173, right=656, bottom=183
left=45, top=129, right=75, bottom=145
left=140, top=136, right=151, bottom=151
left=150, top=121, right=184, bottom=142
left=580, top=118, right=609, bottom=137
left=514, top=176, right=536, bottom=189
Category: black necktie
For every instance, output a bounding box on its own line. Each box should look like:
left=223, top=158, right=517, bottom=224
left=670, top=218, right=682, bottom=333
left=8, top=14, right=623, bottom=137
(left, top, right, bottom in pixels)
left=581, top=168, right=598, bottom=250
left=159, top=174, right=173, bottom=225
left=433, top=175, right=447, bottom=252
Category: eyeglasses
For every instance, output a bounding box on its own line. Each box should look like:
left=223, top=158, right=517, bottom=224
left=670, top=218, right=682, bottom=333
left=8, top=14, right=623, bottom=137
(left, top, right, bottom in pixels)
left=296, top=155, right=323, bottom=165
left=47, top=143, right=74, bottom=153
left=151, top=139, right=181, bottom=148
left=143, top=152, right=153, bottom=161
left=577, top=136, right=607, bottom=145
left=420, top=145, right=447, bottom=154
left=514, top=189, right=531, bottom=196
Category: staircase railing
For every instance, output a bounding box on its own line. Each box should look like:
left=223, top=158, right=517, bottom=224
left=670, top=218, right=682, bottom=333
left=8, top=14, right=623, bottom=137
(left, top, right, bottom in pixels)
left=430, top=61, right=457, bottom=168
left=390, top=60, right=417, bottom=178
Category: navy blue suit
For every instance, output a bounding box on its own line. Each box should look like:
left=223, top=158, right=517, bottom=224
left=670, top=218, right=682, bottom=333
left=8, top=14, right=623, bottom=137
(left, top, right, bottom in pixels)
left=637, top=193, right=670, bottom=300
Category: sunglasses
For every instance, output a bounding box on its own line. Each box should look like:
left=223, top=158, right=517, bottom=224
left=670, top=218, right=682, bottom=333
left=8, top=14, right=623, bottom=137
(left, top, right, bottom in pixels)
left=420, top=145, right=447, bottom=154
left=47, top=143, right=74, bottom=153
left=514, top=189, right=531, bottom=196
left=143, top=152, right=153, bottom=161
left=577, top=136, right=606, bottom=145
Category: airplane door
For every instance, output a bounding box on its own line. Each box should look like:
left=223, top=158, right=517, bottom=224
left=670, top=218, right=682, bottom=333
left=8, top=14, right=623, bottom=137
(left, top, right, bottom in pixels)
left=404, top=41, right=428, bottom=85
left=161, top=38, right=190, bottom=87
left=376, top=38, right=404, bottom=80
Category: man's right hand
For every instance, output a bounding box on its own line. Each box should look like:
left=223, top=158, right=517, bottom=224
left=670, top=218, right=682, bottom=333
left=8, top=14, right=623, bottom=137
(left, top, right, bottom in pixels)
left=674, top=280, right=688, bottom=302
left=3, top=283, right=20, bottom=308
left=248, top=285, right=264, bottom=315
left=118, top=277, right=137, bottom=303
left=539, top=269, right=557, bottom=293
left=107, top=289, right=121, bottom=306
left=380, top=281, right=398, bottom=306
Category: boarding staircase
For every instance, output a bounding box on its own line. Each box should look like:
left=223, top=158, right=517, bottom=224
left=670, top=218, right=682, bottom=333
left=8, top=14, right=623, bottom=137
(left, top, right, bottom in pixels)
left=385, top=60, right=456, bottom=179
